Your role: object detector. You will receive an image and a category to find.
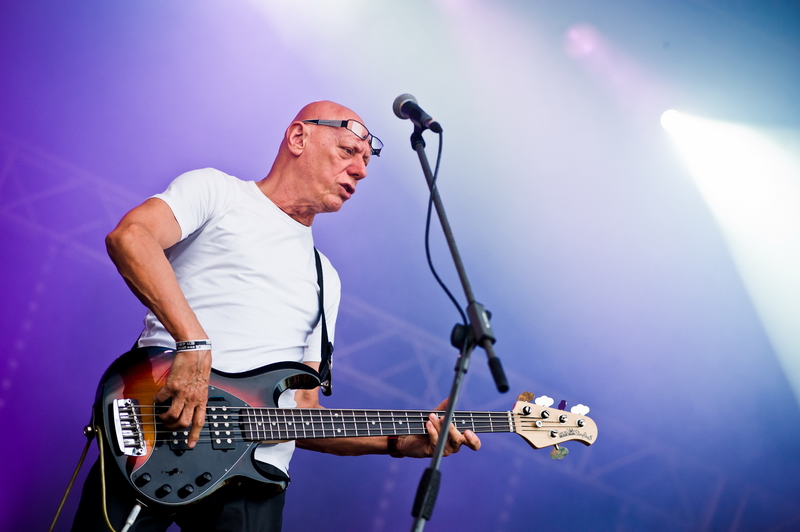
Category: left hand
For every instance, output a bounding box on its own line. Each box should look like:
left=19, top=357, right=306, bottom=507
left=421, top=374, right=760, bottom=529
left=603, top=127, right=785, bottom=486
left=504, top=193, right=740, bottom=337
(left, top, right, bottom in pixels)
left=395, top=399, right=482, bottom=458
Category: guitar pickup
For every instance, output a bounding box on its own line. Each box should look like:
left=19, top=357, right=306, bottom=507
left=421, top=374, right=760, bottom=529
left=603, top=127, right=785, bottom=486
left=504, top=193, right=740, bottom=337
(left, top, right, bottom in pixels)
left=168, top=430, right=192, bottom=451
left=112, top=399, right=147, bottom=457
left=208, top=397, right=237, bottom=450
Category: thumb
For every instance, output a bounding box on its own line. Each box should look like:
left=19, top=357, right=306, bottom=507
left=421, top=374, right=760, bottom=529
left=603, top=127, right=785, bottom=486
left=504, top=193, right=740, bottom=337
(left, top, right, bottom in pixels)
left=153, top=386, right=171, bottom=404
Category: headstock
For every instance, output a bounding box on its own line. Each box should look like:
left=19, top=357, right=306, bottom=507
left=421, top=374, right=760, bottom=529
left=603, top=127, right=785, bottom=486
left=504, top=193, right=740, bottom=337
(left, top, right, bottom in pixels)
left=511, top=392, right=598, bottom=450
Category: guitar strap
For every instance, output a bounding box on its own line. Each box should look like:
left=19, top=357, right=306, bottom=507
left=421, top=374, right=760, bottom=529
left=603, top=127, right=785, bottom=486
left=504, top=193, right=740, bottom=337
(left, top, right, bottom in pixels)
left=314, top=248, right=334, bottom=396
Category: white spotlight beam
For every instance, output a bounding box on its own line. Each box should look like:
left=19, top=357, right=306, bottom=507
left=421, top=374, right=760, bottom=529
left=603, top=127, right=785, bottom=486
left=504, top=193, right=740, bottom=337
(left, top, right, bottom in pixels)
left=663, top=110, right=800, bottom=406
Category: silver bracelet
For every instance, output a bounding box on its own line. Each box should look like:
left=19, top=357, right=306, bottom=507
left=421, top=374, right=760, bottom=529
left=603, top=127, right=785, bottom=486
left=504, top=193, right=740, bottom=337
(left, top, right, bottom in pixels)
left=175, top=339, right=212, bottom=352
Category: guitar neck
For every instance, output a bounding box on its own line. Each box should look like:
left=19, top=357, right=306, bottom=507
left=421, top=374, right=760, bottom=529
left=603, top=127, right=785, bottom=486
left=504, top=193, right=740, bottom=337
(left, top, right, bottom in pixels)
left=233, top=408, right=513, bottom=442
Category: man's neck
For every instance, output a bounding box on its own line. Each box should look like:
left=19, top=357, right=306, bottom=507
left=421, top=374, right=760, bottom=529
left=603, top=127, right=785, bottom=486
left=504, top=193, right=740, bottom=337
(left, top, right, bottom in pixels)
left=256, top=175, right=315, bottom=227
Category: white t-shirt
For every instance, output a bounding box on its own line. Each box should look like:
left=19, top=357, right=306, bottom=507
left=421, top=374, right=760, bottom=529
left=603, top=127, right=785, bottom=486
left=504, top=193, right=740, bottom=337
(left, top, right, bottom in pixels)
left=137, top=168, right=340, bottom=473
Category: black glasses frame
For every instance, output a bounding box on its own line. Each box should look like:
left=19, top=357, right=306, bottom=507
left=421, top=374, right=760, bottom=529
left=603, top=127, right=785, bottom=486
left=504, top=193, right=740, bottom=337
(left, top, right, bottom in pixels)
left=302, top=119, right=383, bottom=156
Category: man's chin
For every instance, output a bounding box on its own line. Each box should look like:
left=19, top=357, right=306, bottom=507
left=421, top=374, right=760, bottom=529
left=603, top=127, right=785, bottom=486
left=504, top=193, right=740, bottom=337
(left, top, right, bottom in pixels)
left=322, top=199, right=345, bottom=213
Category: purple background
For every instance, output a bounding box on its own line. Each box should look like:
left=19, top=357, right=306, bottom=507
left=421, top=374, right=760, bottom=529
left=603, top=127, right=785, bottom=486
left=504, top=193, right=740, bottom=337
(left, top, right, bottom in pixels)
left=2, top=1, right=799, bottom=530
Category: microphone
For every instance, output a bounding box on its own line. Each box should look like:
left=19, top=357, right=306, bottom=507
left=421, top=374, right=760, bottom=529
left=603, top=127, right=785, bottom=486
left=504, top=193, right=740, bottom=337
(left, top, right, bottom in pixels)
left=393, top=94, right=443, bottom=133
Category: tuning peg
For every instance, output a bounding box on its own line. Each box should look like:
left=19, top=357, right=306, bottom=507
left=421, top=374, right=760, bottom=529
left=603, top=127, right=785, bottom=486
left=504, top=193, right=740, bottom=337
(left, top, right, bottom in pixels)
left=550, top=444, right=569, bottom=460
left=570, top=404, right=590, bottom=415
left=517, top=391, right=534, bottom=402
left=557, top=400, right=567, bottom=411
left=535, top=395, right=554, bottom=407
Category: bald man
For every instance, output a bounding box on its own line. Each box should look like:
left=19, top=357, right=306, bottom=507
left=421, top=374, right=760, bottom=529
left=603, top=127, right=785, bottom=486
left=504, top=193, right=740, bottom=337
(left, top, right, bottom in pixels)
left=71, top=101, right=480, bottom=532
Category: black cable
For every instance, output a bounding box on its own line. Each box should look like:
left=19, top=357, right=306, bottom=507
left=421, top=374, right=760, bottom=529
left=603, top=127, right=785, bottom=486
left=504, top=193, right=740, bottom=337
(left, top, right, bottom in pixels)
left=49, top=428, right=96, bottom=532
left=423, top=132, right=468, bottom=326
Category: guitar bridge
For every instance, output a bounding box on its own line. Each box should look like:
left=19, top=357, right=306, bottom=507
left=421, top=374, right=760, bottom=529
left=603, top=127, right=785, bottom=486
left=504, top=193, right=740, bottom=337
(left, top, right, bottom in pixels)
left=112, top=398, right=147, bottom=456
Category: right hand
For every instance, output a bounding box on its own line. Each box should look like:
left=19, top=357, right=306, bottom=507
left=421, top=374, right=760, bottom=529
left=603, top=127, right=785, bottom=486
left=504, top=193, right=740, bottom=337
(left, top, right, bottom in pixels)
left=154, top=349, right=212, bottom=448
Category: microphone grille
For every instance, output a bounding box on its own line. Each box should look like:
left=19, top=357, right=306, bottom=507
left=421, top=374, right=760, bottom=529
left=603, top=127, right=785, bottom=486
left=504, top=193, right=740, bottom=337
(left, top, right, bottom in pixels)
left=393, top=93, right=417, bottom=119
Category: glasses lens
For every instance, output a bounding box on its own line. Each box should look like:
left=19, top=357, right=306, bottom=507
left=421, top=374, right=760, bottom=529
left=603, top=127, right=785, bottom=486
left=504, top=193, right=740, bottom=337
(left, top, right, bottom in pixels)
left=370, top=136, right=383, bottom=156
left=347, top=120, right=382, bottom=156
left=346, top=120, right=369, bottom=141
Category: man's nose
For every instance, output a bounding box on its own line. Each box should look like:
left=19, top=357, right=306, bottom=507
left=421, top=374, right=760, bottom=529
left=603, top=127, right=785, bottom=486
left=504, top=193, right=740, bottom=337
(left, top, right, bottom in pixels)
left=351, top=158, right=367, bottom=179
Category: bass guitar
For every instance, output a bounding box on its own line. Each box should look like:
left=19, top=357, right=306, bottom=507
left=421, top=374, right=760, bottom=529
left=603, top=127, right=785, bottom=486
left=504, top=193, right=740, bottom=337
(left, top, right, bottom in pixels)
left=94, top=347, right=598, bottom=507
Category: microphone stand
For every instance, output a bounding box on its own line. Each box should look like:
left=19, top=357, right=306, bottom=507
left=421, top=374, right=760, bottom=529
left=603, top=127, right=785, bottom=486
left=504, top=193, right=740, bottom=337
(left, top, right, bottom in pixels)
left=407, top=126, right=509, bottom=532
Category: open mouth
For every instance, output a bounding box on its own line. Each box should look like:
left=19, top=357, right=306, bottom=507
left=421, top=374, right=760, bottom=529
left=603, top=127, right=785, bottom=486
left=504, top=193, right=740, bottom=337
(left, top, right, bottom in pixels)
left=341, top=183, right=355, bottom=196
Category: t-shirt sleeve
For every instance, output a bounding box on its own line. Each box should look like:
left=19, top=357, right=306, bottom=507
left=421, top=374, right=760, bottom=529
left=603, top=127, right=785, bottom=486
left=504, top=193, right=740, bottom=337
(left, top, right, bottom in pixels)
left=304, top=254, right=341, bottom=363
left=152, top=168, right=234, bottom=241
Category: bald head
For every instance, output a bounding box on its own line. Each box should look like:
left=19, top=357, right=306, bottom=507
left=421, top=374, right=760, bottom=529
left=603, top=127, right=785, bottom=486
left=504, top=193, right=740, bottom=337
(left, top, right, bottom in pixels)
left=272, top=100, right=373, bottom=164
left=293, top=100, right=366, bottom=125
left=258, top=100, right=373, bottom=226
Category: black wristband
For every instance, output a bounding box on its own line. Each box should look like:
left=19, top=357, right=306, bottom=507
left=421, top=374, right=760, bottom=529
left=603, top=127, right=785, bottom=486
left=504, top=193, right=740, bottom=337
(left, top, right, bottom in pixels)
left=387, top=435, right=403, bottom=458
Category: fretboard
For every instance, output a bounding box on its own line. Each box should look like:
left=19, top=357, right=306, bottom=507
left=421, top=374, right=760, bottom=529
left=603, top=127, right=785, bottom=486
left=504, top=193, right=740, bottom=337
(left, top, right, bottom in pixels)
left=232, top=408, right=513, bottom=442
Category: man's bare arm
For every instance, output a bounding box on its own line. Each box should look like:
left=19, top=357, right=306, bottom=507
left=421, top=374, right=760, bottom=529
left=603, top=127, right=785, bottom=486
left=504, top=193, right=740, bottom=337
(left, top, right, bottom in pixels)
left=106, top=197, right=211, bottom=448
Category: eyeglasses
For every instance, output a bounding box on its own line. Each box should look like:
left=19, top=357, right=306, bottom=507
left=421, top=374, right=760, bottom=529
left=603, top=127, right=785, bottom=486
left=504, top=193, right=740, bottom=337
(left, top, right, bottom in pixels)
left=302, top=119, right=383, bottom=157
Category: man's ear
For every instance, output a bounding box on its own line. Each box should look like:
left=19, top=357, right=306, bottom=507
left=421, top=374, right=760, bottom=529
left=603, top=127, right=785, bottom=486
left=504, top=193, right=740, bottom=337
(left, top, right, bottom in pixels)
left=285, top=122, right=307, bottom=155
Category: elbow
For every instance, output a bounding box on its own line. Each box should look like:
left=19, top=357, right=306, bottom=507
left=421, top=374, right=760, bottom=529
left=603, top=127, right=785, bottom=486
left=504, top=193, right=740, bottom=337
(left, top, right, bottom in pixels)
left=105, top=226, right=127, bottom=263
left=105, top=223, right=147, bottom=266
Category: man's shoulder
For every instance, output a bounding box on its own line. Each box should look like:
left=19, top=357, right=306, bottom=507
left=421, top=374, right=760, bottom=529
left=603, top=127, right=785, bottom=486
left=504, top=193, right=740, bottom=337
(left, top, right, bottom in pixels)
left=155, top=168, right=249, bottom=233
left=174, top=167, right=241, bottom=186
left=162, top=168, right=253, bottom=202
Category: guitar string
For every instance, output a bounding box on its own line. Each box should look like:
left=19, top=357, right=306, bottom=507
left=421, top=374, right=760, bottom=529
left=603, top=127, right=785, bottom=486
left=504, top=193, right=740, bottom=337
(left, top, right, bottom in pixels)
left=127, top=407, right=511, bottom=423
left=129, top=405, right=571, bottom=415
left=127, top=408, right=512, bottom=421
left=126, top=407, right=574, bottom=423
left=111, top=425, right=564, bottom=445
left=113, top=426, right=573, bottom=445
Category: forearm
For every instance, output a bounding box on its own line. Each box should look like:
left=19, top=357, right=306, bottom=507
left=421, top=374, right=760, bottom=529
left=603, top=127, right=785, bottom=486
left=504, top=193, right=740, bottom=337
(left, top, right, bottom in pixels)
left=296, top=435, right=394, bottom=457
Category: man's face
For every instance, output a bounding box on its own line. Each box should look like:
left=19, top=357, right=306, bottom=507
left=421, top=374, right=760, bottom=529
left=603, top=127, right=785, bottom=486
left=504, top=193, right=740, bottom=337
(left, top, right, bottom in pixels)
left=302, top=120, right=371, bottom=214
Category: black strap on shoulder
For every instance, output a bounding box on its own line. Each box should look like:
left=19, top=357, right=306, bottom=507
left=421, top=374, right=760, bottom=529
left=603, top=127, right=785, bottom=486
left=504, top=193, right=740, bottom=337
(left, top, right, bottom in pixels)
left=314, top=248, right=334, bottom=396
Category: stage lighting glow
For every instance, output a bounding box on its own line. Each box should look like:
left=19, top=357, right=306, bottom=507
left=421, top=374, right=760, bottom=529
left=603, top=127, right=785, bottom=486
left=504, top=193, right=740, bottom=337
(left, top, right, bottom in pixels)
left=664, top=111, right=800, bottom=406
left=659, top=109, right=681, bottom=132
left=564, top=23, right=600, bottom=58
